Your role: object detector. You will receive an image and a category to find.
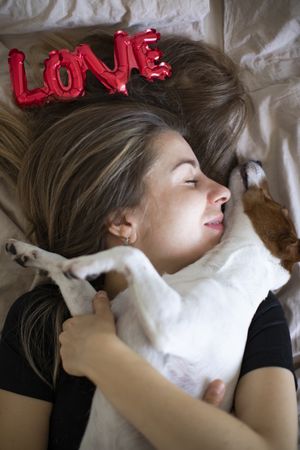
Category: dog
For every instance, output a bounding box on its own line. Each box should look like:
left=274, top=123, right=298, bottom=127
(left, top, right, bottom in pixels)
left=5, top=161, right=300, bottom=450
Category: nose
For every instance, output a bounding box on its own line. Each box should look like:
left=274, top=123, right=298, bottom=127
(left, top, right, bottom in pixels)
left=207, top=179, right=231, bottom=206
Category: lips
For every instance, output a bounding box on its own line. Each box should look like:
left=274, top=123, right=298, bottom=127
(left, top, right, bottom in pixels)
left=204, top=214, right=224, bottom=231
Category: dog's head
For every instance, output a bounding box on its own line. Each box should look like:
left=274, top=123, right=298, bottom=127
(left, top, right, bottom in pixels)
left=241, top=161, right=300, bottom=272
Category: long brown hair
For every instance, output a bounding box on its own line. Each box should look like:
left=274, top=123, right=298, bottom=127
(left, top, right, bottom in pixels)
left=82, top=31, right=248, bottom=183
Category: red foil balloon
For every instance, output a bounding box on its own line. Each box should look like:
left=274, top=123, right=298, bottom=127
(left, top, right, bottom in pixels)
left=8, top=49, right=49, bottom=106
left=130, top=29, right=172, bottom=81
left=44, top=49, right=85, bottom=98
left=8, top=29, right=172, bottom=107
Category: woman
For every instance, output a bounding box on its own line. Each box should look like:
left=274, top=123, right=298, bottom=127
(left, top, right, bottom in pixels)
left=0, top=34, right=297, bottom=449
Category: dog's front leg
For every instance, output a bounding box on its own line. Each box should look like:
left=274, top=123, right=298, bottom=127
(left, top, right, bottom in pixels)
left=5, top=239, right=95, bottom=316
left=62, top=246, right=185, bottom=352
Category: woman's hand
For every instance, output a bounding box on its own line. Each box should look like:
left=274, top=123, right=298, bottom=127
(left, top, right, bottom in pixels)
left=59, top=291, right=225, bottom=407
left=59, top=291, right=118, bottom=378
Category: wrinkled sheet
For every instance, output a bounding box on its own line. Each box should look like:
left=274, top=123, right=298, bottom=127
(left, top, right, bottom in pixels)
left=224, top=0, right=300, bottom=441
left=0, top=0, right=299, bottom=441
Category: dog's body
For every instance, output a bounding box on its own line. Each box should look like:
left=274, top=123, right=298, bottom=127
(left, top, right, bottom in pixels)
left=6, top=162, right=300, bottom=450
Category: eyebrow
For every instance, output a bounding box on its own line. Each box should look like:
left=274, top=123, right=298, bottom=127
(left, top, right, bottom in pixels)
left=171, top=159, right=200, bottom=172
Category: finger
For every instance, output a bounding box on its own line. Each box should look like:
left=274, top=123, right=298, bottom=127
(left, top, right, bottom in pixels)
left=93, top=290, right=110, bottom=312
left=202, top=379, right=225, bottom=407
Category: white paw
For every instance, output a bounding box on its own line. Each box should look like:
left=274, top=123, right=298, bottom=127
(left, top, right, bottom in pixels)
left=62, top=246, right=140, bottom=281
left=5, top=238, right=43, bottom=270
left=62, top=250, right=122, bottom=281
left=62, top=253, right=112, bottom=281
left=5, top=238, right=65, bottom=275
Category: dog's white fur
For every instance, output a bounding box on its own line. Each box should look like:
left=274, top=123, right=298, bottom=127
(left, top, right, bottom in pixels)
left=6, top=162, right=291, bottom=450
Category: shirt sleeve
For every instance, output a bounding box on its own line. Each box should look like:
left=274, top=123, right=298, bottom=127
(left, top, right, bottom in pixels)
left=0, top=286, right=57, bottom=402
left=239, top=291, right=297, bottom=389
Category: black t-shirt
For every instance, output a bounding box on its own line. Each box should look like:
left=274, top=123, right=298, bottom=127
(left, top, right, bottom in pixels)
left=0, top=284, right=297, bottom=450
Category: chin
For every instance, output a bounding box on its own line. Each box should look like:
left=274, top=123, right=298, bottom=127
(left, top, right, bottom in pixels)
left=203, top=236, right=222, bottom=254
left=160, top=237, right=223, bottom=274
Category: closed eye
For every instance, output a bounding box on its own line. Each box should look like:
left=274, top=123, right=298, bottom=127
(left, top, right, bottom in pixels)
left=186, top=179, right=198, bottom=185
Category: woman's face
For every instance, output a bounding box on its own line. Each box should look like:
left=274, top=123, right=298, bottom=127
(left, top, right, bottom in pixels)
left=135, top=130, right=231, bottom=274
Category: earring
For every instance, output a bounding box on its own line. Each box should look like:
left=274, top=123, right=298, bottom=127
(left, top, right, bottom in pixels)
left=124, top=236, right=130, bottom=246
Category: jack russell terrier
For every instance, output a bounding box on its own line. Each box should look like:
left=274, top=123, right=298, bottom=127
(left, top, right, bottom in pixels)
left=5, top=161, right=300, bottom=450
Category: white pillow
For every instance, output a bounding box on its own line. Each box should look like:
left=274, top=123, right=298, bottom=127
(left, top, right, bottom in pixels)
left=0, top=0, right=209, bottom=37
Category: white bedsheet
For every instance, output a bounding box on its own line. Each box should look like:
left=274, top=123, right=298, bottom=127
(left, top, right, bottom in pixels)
left=0, top=0, right=299, bottom=443
left=224, top=1, right=300, bottom=441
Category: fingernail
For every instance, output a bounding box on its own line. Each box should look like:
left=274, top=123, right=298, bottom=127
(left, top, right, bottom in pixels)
left=96, top=290, right=107, bottom=297
left=212, top=384, right=225, bottom=395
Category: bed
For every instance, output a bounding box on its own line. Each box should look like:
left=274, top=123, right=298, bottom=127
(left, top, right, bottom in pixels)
left=0, top=0, right=299, bottom=444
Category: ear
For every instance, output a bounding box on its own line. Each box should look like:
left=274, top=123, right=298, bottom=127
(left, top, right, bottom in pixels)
left=106, top=209, right=139, bottom=245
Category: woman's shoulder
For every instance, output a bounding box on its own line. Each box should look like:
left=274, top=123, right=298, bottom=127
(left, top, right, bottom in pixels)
left=2, top=283, right=63, bottom=328
left=1, top=282, right=68, bottom=364
left=8, top=282, right=61, bottom=309
left=1, top=282, right=65, bottom=358
left=240, top=291, right=297, bottom=387
left=0, top=283, right=63, bottom=402
left=251, top=290, right=283, bottom=316
left=247, top=290, right=290, bottom=341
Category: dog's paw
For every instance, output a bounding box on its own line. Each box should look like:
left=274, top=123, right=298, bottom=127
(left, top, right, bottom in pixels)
left=62, top=246, right=143, bottom=282
left=5, top=238, right=39, bottom=268
left=5, top=238, right=65, bottom=275
left=62, top=256, right=102, bottom=281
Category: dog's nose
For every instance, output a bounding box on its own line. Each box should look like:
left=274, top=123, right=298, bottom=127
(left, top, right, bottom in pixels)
left=250, top=160, right=262, bottom=167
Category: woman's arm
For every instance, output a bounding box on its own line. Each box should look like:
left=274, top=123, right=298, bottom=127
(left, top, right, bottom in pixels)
left=234, top=367, right=297, bottom=449
left=87, top=343, right=297, bottom=450
left=59, top=292, right=298, bottom=450
left=0, top=287, right=58, bottom=450
left=0, top=389, right=52, bottom=450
